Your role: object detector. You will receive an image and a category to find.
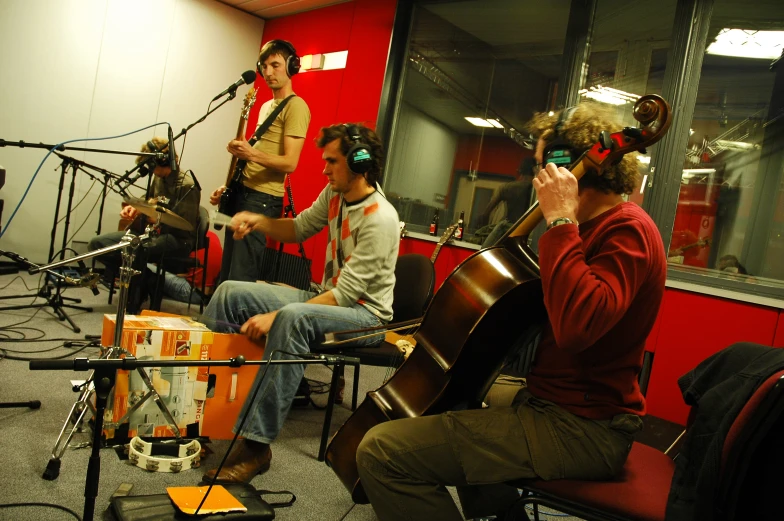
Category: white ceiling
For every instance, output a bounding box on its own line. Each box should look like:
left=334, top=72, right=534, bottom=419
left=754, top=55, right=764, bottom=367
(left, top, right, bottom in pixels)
left=216, top=0, right=351, bottom=19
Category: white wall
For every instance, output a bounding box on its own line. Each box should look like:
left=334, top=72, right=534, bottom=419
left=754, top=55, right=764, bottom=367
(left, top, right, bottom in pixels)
left=386, top=103, right=458, bottom=207
left=0, top=0, right=264, bottom=262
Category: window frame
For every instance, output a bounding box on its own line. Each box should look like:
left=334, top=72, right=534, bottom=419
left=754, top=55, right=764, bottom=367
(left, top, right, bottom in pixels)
left=376, top=0, right=784, bottom=307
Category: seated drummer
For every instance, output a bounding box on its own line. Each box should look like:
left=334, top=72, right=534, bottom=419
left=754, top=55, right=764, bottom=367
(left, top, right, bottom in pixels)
left=88, top=136, right=200, bottom=313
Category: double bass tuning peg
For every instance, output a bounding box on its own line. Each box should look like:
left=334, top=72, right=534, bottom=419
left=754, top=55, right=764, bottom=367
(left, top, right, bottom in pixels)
left=598, top=130, right=614, bottom=152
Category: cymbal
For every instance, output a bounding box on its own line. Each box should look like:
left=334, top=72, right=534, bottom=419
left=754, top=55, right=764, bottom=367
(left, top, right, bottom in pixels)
left=124, top=198, right=194, bottom=232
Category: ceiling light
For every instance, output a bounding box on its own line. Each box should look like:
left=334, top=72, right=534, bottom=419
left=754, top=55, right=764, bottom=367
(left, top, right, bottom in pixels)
left=465, top=117, right=495, bottom=128
left=548, top=111, right=555, bottom=116
left=637, top=155, right=651, bottom=164
left=707, top=29, right=784, bottom=60
left=488, top=119, right=504, bottom=129
left=579, top=85, right=640, bottom=106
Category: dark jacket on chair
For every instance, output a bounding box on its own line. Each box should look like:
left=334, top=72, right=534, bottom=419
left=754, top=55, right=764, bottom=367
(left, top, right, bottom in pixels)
left=665, top=342, right=784, bottom=521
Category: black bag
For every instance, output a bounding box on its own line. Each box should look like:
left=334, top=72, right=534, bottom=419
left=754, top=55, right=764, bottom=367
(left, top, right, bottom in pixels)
left=110, top=483, right=295, bottom=521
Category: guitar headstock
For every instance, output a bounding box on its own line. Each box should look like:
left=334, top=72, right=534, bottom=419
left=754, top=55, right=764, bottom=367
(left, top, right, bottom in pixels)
left=439, top=224, right=458, bottom=245
left=242, top=88, right=257, bottom=120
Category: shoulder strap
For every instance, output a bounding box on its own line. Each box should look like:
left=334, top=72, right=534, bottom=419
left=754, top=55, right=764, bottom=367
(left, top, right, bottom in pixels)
left=249, top=94, right=296, bottom=146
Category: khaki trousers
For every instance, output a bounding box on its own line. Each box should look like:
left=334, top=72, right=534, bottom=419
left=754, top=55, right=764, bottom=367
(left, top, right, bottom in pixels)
left=356, top=377, right=642, bottom=521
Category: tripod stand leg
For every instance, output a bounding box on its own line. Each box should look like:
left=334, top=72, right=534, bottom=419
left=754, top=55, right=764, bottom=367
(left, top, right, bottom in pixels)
left=133, top=367, right=184, bottom=441
left=43, top=378, right=95, bottom=480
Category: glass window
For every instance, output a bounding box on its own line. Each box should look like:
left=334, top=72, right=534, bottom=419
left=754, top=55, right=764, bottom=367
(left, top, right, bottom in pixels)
left=586, top=0, right=678, bottom=207
left=666, top=0, right=784, bottom=291
left=384, top=0, right=570, bottom=247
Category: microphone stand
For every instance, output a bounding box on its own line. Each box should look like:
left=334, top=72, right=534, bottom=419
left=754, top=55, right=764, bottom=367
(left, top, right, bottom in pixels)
left=29, top=354, right=357, bottom=521
left=0, top=249, right=93, bottom=333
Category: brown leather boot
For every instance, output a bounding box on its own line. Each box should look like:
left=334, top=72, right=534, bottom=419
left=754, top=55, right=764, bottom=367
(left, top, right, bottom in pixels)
left=202, top=439, right=272, bottom=484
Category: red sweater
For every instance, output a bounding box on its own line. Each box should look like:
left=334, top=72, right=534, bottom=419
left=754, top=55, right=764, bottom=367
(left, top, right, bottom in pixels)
left=526, top=202, right=666, bottom=420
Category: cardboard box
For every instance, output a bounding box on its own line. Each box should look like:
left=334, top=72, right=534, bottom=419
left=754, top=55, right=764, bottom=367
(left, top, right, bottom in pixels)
left=100, top=312, right=262, bottom=440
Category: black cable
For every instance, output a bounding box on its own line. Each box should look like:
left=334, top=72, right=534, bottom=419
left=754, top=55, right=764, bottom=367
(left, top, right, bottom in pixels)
left=337, top=503, right=356, bottom=521
left=0, top=502, right=81, bottom=521
left=0, top=343, right=97, bottom=361
left=65, top=189, right=104, bottom=244
left=195, top=348, right=325, bottom=515
left=56, top=179, right=97, bottom=224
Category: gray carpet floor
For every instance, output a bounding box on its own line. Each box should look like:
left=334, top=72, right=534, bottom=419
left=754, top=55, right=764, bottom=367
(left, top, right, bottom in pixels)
left=0, top=271, right=580, bottom=521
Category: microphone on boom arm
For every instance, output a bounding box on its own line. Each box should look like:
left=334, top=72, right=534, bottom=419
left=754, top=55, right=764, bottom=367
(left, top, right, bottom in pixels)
left=211, top=70, right=257, bottom=102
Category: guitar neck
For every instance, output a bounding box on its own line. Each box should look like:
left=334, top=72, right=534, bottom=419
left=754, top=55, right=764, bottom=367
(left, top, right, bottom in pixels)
left=430, top=243, right=444, bottom=264
left=224, top=108, right=252, bottom=187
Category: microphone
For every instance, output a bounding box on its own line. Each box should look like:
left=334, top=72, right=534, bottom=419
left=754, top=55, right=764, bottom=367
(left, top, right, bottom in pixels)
left=64, top=271, right=101, bottom=296
left=211, top=70, right=256, bottom=101
left=76, top=258, right=101, bottom=296
left=168, top=125, right=177, bottom=174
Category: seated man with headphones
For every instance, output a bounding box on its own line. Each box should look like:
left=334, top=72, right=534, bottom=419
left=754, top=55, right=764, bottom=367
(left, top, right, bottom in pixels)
left=354, top=103, right=667, bottom=521
left=89, top=136, right=200, bottom=313
left=210, top=39, right=311, bottom=284
left=201, top=123, right=399, bottom=484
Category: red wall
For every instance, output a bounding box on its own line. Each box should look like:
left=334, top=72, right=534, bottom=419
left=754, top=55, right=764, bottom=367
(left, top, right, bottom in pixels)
left=644, top=288, right=781, bottom=424
left=452, top=136, right=530, bottom=177
left=249, top=0, right=397, bottom=280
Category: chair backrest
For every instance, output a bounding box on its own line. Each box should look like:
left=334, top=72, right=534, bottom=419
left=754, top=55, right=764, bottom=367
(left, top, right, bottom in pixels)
left=390, top=254, right=435, bottom=323
left=717, top=370, right=784, bottom=519
left=195, top=206, right=210, bottom=250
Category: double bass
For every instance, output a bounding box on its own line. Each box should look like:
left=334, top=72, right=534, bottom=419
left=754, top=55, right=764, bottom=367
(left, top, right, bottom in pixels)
left=325, top=95, right=672, bottom=504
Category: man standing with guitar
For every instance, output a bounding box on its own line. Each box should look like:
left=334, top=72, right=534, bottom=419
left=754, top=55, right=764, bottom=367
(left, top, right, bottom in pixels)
left=210, top=39, right=311, bottom=283
left=355, top=102, right=668, bottom=520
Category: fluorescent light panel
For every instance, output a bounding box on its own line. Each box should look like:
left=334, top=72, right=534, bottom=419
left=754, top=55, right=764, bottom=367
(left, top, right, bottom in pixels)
left=707, top=29, right=784, bottom=60
left=465, top=117, right=495, bottom=128
left=579, top=85, right=640, bottom=105
left=300, top=50, right=348, bottom=71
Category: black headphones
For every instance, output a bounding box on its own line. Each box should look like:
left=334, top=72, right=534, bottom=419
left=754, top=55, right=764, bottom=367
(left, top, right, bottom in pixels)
left=344, top=124, right=373, bottom=175
left=146, top=141, right=169, bottom=166
left=257, top=40, right=301, bottom=78
left=543, top=106, right=581, bottom=168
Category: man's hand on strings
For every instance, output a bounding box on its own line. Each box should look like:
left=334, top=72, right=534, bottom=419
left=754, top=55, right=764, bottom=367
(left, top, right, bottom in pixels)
left=209, top=186, right=226, bottom=206
left=227, top=140, right=257, bottom=161
left=120, top=205, right=138, bottom=220
left=241, top=312, right=277, bottom=341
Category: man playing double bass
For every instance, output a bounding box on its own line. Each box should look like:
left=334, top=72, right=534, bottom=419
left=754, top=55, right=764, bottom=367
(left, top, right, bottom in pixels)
left=356, top=103, right=667, bottom=520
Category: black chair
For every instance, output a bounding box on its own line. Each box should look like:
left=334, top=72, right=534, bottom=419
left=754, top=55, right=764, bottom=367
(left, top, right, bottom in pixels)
left=150, top=205, right=211, bottom=314
left=316, top=253, right=436, bottom=461
left=506, top=367, right=784, bottom=521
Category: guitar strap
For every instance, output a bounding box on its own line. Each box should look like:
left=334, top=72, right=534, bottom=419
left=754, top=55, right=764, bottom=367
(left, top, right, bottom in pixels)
left=232, top=94, right=297, bottom=182
left=249, top=94, right=296, bottom=146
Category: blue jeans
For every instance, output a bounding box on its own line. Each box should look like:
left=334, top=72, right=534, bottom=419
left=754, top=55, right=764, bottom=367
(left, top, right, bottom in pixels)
left=220, top=188, right=283, bottom=283
left=146, top=264, right=204, bottom=305
left=205, top=281, right=385, bottom=443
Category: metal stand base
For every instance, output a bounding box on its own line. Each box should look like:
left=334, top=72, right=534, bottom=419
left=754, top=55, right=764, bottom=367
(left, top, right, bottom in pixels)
left=0, top=287, right=91, bottom=333
left=43, top=344, right=183, bottom=480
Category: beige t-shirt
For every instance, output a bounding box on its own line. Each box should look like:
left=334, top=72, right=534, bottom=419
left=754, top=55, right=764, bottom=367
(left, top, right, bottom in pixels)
left=242, top=95, right=310, bottom=197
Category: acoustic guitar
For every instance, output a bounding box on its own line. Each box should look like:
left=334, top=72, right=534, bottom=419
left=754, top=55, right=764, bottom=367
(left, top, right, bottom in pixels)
left=325, top=95, right=673, bottom=504
left=215, top=88, right=257, bottom=230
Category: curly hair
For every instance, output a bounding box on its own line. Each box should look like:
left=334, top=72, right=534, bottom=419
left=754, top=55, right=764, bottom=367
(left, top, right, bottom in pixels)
left=525, top=102, right=640, bottom=195
left=316, top=123, right=385, bottom=186
left=135, top=136, right=176, bottom=165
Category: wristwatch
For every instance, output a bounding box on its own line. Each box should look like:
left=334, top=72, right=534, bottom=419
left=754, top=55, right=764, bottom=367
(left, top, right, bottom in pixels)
left=546, top=217, right=577, bottom=231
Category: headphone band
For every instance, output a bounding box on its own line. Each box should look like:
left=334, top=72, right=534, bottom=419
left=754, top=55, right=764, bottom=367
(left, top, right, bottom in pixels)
left=258, top=39, right=301, bottom=77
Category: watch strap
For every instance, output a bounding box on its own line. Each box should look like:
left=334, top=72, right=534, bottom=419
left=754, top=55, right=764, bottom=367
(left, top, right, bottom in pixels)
left=546, top=217, right=576, bottom=231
